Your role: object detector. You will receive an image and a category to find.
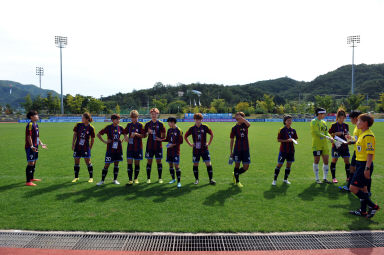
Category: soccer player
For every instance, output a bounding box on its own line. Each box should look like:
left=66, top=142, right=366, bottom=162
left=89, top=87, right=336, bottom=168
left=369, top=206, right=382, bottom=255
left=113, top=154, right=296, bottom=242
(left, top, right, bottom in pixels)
left=124, top=110, right=145, bottom=185
left=96, top=114, right=127, bottom=185
left=272, top=115, right=298, bottom=186
left=25, top=110, right=47, bottom=186
left=349, top=114, right=379, bottom=218
left=328, top=108, right=350, bottom=184
left=184, top=113, right=216, bottom=185
left=71, top=112, right=95, bottom=183
left=229, top=112, right=251, bottom=188
left=310, top=107, right=333, bottom=184
left=144, top=108, right=166, bottom=184
left=157, top=117, right=183, bottom=188
left=340, top=111, right=361, bottom=191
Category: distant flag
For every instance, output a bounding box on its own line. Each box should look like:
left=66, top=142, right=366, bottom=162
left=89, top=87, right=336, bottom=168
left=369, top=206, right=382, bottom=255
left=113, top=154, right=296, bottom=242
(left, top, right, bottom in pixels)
left=199, top=98, right=201, bottom=106
left=194, top=99, right=197, bottom=106
left=9, top=85, right=12, bottom=95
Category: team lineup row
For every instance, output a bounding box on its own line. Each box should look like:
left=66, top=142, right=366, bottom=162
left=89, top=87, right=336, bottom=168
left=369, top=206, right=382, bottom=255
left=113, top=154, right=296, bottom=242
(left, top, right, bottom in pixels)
left=23, top=107, right=379, bottom=218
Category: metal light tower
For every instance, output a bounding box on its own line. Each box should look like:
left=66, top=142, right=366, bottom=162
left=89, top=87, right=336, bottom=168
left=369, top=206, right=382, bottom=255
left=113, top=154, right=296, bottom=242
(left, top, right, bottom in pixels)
left=347, top=35, right=360, bottom=95
left=55, top=36, right=68, bottom=114
left=35, top=67, right=44, bottom=89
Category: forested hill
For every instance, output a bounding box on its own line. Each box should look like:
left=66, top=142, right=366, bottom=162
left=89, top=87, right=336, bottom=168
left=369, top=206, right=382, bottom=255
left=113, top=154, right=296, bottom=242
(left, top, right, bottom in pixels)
left=103, top=63, right=384, bottom=108
left=0, top=80, right=59, bottom=108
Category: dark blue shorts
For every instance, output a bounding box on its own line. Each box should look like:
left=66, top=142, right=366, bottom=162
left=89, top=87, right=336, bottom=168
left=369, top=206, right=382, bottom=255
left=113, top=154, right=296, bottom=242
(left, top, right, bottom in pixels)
left=145, top=148, right=163, bottom=160
left=331, top=147, right=350, bottom=158
left=105, top=151, right=123, bottom=163
left=278, top=151, right=295, bottom=164
left=127, top=149, right=143, bottom=160
left=193, top=149, right=211, bottom=163
left=351, top=161, right=373, bottom=188
left=166, top=153, right=180, bottom=164
left=73, top=148, right=91, bottom=159
left=233, top=150, right=251, bottom=164
left=26, top=148, right=38, bottom=162
left=350, top=151, right=357, bottom=167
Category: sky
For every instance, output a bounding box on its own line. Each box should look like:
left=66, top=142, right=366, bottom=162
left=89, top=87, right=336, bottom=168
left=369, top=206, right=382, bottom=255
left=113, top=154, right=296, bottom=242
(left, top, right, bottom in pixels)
left=0, top=0, right=383, bottom=98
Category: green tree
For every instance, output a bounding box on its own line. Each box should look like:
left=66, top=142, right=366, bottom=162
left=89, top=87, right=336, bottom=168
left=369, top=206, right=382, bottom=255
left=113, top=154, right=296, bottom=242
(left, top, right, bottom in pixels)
left=345, top=94, right=364, bottom=111
left=235, top=102, right=254, bottom=116
left=115, top=104, right=121, bottom=114
left=210, top=99, right=227, bottom=113
left=23, top=94, right=33, bottom=112
left=168, top=100, right=187, bottom=114
left=378, top=93, right=384, bottom=112
left=276, top=105, right=285, bottom=114
left=152, top=98, right=168, bottom=113
left=88, top=98, right=105, bottom=114
left=5, top=104, right=13, bottom=114
left=32, top=95, right=45, bottom=112
left=314, top=95, right=333, bottom=112
left=262, top=94, right=275, bottom=113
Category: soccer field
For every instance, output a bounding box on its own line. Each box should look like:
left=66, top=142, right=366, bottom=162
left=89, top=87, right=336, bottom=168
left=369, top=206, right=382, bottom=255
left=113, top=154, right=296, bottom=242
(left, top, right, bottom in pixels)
left=0, top=122, right=383, bottom=233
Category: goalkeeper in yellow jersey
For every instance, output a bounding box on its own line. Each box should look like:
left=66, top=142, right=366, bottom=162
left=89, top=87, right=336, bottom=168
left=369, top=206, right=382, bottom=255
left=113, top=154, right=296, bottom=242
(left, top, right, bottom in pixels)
left=310, top=108, right=334, bottom=184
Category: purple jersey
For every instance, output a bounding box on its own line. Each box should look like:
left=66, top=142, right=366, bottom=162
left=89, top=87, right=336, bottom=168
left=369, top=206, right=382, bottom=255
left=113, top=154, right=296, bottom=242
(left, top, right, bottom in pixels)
left=185, top=124, right=213, bottom=151
left=329, top=122, right=349, bottom=150
left=73, top=123, right=95, bottom=151
left=230, top=123, right=249, bottom=151
left=278, top=126, right=298, bottom=153
left=98, top=124, right=124, bottom=153
left=144, top=120, right=166, bottom=151
left=124, top=122, right=145, bottom=152
left=25, top=121, right=39, bottom=149
left=165, top=127, right=183, bottom=156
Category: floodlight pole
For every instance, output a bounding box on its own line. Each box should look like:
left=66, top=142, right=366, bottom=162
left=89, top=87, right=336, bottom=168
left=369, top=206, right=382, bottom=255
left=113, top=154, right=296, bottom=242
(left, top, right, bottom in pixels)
left=347, top=35, right=360, bottom=95
left=55, top=36, right=68, bottom=115
left=35, top=67, right=44, bottom=89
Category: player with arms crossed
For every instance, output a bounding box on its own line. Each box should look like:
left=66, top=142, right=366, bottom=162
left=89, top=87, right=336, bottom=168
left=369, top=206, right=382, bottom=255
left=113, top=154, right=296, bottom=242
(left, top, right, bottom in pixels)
left=229, top=112, right=251, bottom=188
left=124, top=110, right=145, bottom=185
left=310, top=108, right=333, bottom=184
left=71, top=112, right=95, bottom=183
left=157, top=117, right=183, bottom=188
left=184, top=113, right=216, bottom=185
left=349, top=114, right=379, bottom=218
left=144, top=108, right=166, bottom=184
left=25, top=110, right=47, bottom=186
left=97, top=114, right=127, bottom=185
left=272, top=115, right=298, bottom=185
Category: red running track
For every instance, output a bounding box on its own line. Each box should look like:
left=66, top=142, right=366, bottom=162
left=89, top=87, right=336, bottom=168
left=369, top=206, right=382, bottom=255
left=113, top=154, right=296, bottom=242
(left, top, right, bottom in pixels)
left=1, top=247, right=384, bottom=255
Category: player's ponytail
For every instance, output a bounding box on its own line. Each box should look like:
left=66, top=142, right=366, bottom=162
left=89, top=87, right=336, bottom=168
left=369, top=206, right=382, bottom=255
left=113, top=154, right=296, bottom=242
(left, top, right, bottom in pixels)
left=83, top=112, right=93, bottom=122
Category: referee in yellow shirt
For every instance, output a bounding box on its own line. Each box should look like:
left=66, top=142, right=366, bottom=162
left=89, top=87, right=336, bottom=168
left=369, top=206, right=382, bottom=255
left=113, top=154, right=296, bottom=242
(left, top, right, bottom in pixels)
left=349, top=114, right=379, bottom=218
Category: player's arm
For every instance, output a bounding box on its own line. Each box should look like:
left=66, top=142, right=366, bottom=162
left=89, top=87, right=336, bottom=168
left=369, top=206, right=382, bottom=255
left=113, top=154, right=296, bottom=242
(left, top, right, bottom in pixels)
left=184, top=130, right=194, bottom=148
left=365, top=154, right=373, bottom=179
left=90, top=137, right=94, bottom=149
left=230, top=138, right=234, bottom=157
left=97, top=130, right=109, bottom=144
left=27, top=134, right=38, bottom=152
left=207, top=129, right=214, bottom=146
left=239, top=116, right=250, bottom=127
left=72, top=132, right=77, bottom=150
left=310, top=121, right=321, bottom=137
left=277, top=130, right=291, bottom=143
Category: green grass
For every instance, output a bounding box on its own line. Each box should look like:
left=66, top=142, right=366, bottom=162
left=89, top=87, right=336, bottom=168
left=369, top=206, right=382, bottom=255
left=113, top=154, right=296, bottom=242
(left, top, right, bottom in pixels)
left=0, top=122, right=383, bottom=233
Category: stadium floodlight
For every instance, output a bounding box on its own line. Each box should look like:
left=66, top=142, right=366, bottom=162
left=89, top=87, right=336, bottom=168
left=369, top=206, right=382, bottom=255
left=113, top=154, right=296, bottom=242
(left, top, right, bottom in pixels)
left=347, top=35, right=360, bottom=95
left=35, top=67, right=44, bottom=89
left=55, top=36, right=68, bottom=114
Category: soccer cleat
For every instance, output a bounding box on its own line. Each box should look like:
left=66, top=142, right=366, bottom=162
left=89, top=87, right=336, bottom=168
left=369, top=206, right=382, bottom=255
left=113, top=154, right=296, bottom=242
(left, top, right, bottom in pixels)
left=349, top=209, right=367, bottom=217
left=339, top=185, right=349, bottom=191
left=169, top=179, right=176, bottom=184
left=194, top=179, right=199, bottom=185
left=113, top=180, right=120, bottom=185
left=237, top=182, right=243, bottom=188
left=127, top=180, right=133, bottom=185
left=72, top=178, right=79, bottom=183
left=31, top=179, right=41, bottom=182
left=147, top=179, right=151, bottom=184
left=367, top=205, right=380, bottom=219
left=209, top=179, right=216, bottom=185
left=316, top=179, right=323, bottom=184
left=25, top=182, right=36, bottom=186
left=232, top=172, right=236, bottom=184
left=158, top=179, right=163, bottom=184
left=134, top=179, right=139, bottom=184
left=177, top=182, right=181, bottom=188
left=88, top=178, right=94, bottom=183
left=332, top=178, right=338, bottom=183
left=96, top=181, right=104, bottom=186
left=272, top=180, right=277, bottom=186
left=283, top=179, right=291, bottom=185
left=323, top=179, right=331, bottom=184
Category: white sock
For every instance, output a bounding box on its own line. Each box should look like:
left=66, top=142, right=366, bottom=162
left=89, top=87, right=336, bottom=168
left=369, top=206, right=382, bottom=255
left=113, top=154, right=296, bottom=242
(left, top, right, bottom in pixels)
left=323, top=164, right=329, bottom=180
left=313, top=163, right=319, bottom=180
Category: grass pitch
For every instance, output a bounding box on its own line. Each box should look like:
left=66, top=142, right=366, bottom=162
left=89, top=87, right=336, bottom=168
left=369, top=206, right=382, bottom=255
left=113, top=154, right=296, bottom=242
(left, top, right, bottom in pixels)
left=0, top=122, right=383, bottom=232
